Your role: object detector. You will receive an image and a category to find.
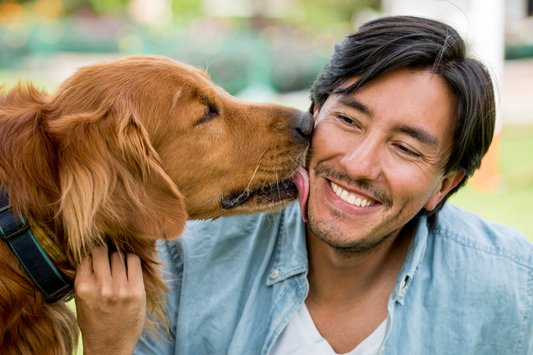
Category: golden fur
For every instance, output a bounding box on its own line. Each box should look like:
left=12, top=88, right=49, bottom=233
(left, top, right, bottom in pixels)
left=0, top=55, right=312, bottom=354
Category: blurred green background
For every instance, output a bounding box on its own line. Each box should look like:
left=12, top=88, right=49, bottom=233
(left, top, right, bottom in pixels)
left=449, top=125, right=533, bottom=239
left=1, top=0, right=532, bottom=352
left=0, top=0, right=532, bottom=234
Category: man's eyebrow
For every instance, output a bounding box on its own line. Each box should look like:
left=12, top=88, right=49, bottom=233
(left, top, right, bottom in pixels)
left=394, top=124, right=439, bottom=148
left=337, top=95, right=373, bottom=117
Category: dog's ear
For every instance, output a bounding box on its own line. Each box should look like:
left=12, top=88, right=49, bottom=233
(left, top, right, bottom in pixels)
left=49, top=101, right=187, bottom=256
left=0, top=83, right=60, bottom=221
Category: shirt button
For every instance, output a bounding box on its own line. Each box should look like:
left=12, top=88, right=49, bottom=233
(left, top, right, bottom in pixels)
left=270, top=269, right=280, bottom=279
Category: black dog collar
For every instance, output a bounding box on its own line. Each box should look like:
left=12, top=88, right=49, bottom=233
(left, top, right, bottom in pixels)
left=0, top=185, right=72, bottom=303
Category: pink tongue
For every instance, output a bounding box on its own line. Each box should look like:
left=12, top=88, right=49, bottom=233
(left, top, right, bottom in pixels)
left=291, top=166, right=310, bottom=222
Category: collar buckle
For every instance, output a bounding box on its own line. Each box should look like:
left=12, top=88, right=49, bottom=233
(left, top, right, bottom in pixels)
left=0, top=223, right=31, bottom=241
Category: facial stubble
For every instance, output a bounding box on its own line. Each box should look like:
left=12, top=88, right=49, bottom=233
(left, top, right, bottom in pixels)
left=306, top=164, right=410, bottom=259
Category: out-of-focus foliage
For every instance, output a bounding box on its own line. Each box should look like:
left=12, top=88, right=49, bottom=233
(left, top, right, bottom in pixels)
left=1, top=0, right=381, bottom=26
left=170, top=0, right=204, bottom=20
left=285, top=0, right=380, bottom=28
left=0, top=0, right=383, bottom=94
left=84, top=0, right=128, bottom=15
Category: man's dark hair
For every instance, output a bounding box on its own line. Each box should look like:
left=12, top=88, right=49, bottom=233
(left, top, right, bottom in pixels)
left=310, top=16, right=496, bottom=227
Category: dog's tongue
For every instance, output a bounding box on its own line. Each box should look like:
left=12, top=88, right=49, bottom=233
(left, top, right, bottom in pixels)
left=291, top=166, right=310, bottom=222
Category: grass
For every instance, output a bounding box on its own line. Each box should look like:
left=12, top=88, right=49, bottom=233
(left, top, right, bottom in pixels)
left=449, top=125, right=533, bottom=240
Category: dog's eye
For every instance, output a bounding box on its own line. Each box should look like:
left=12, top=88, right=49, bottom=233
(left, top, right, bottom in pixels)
left=195, top=103, right=219, bottom=126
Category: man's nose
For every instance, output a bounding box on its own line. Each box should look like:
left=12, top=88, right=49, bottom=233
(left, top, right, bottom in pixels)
left=340, top=136, right=382, bottom=181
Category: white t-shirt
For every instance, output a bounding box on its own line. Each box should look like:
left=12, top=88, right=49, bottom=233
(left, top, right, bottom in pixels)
left=268, top=303, right=386, bottom=355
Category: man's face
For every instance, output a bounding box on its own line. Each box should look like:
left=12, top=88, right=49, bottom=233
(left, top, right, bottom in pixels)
left=306, top=68, right=464, bottom=255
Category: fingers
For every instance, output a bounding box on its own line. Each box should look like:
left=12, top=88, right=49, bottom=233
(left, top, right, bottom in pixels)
left=126, top=253, right=143, bottom=287
left=91, top=245, right=111, bottom=280
left=76, top=246, right=141, bottom=302
left=75, top=253, right=95, bottom=299
left=76, top=252, right=93, bottom=279
left=74, top=248, right=147, bottom=355
left=110, top=251, right=128, bottom=284
left=77, top=246, right=141, bottom=284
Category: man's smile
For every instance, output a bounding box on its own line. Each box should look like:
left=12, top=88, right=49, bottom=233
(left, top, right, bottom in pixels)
left=313, top=163, right=394, bottom=212
left=330, top=181, right=377, bottom=207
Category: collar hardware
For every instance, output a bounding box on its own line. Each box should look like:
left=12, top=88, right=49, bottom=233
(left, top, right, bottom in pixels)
left=1, top=223, right=30, bottom=241
left=0, top=203, right=11, bottom=214
left=0, top=185, right=73, bottom=303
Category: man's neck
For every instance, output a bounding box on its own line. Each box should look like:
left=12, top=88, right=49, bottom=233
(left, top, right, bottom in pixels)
left=303, top=223, right=414, bottom=353
left=305, top=224, right=413, bottom=305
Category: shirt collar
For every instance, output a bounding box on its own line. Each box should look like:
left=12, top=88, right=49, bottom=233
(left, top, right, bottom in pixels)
left=265, top=202, right=431, bottom=298
left=266, top=203, right=308, bottom=286
left=390, top=216, right=429, bottom=305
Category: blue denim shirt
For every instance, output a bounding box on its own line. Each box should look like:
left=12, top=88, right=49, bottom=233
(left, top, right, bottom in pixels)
left=134, top=202, right=533, bottom=355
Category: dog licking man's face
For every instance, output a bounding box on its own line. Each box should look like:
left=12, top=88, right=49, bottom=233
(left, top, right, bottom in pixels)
left=134, top=58, right=313, bottom=220
left=0, top=54, right=314, bottom=355
left=54, top=55, right=314, bottom=225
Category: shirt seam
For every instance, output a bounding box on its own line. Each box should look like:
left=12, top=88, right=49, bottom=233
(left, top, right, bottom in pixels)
left=266, top=213, right=285, bottom=286
left=516, top=262, right=533, bottom=354
left=167, top=240, right=185, bottom=349
left=266, top=211, right=308, bottom=286
left=434, top=227, right=533, bottom=269
left=393, top=219, right=427, bottom=304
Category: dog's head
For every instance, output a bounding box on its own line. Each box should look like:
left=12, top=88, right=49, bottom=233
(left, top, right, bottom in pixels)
left=0, top=55, right=313, bottom=353
left=38, top=55, right=312, bottom=255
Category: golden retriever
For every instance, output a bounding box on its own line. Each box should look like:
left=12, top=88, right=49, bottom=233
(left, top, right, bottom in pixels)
left=0, top=55, right=313, bottom=355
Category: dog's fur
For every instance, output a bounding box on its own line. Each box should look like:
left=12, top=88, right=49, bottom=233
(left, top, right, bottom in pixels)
left=0, top=55, right=312, bottom=354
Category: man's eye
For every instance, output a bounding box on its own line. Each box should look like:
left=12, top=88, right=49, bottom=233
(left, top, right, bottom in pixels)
left=337, top=114, right=358, bottom=126
left=397, top=144, right=421, bottom=158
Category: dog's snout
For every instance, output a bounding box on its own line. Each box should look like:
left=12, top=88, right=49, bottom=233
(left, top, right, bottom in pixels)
left=294, top=111, right=314, bottom=140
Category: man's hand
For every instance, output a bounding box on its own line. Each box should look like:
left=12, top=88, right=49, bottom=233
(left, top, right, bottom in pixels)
left=75, top=246, right=146, bottom=355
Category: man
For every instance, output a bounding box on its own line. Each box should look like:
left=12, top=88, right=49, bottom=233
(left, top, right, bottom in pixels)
left=77, top=16, right=533, bottom=354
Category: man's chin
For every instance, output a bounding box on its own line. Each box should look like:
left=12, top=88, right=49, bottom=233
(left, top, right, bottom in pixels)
left=306, top=209, right=395, bottom=259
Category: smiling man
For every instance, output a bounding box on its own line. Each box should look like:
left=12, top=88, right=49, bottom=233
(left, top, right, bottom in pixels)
left=296, top=67, right=467, bottom=353
left=77, top=16, right=533, bottom=355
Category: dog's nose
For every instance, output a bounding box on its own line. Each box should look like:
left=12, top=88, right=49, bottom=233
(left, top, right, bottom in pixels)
left=294, top=111, right=314, bottom=140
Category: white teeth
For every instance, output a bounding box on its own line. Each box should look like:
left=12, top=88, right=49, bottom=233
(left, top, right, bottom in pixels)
left=340, top=190, right=348, bottom=201
left=330, top=181, right=376, bottom=208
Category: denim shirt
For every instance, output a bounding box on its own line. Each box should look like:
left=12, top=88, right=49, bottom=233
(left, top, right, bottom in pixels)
left=135, top=202, right=533, bottom=355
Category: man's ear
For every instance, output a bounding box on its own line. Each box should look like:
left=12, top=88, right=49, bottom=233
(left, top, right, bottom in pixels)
left=424, top=170, right=466, bottom=211
left=313, top=103, right=319, bottom=120
left=49, top=103, right=187, bottom=257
